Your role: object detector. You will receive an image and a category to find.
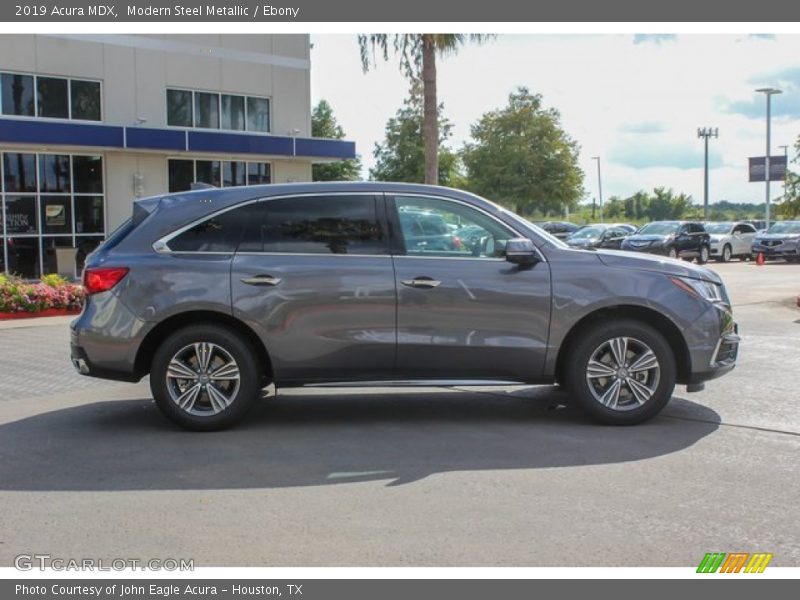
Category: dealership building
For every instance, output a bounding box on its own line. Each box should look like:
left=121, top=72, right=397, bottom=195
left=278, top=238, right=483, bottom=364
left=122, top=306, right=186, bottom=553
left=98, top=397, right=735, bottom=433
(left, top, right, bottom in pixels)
left=0, top=34, right=355, bottom=278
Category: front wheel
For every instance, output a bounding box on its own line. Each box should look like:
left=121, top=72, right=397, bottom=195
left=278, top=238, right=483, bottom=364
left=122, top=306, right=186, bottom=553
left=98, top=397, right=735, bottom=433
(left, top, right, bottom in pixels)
left=697, top=245, right=710, bottom=264
left=667, top=246, right=678, bottom=259
left=719, top=245, right=731, bottom=263
left=563, top=320, right=676, bottom=425
left=150, top=324, right=262, bottom=431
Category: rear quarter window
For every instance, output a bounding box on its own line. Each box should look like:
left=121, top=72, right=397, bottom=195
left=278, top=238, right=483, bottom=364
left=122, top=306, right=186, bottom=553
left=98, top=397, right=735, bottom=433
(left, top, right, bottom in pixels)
left=168, top=204, right=253, bottom=252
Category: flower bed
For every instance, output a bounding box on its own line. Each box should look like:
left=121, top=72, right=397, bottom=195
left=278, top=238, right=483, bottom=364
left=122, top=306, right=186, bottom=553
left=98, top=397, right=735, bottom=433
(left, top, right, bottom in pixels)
left=0, top=274, right=84, bottom=319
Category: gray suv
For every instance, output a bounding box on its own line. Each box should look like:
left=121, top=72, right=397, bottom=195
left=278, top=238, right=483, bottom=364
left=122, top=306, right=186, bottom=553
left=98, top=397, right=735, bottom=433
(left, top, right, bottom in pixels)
left=71, top=183, right=739, bottom=430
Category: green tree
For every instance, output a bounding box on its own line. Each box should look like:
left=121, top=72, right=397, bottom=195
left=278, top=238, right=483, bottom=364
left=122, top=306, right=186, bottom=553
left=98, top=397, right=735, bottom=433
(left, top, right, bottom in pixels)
left=777, top=135, right=800, bottom=219
left=646, top=187, right=693, bottom=220
left=461, top=87, right=584, bottom=215
left=358, top=34, right=493, bottom=185
left=311, top=99, right=362, bottom=182
left=370, top=83, right=461, bottom=186
left=624, top=191, right=650, bottom=220
left=604, top=196, right=626, bottom=220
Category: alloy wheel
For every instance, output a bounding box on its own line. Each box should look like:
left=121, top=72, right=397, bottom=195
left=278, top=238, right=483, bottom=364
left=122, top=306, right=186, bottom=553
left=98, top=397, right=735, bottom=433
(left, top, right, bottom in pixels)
left=585, top=336, right=661, bottom=411
left=165, top=342, right=241, bottom=416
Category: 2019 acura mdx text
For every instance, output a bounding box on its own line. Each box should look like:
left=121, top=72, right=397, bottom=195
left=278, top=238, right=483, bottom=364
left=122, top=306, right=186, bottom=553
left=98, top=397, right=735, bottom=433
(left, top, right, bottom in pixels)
left=71, top=183, right=739, bottom=430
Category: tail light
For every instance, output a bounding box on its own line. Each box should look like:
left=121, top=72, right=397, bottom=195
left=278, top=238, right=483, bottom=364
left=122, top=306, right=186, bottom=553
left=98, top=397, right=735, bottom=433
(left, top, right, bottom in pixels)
left=83, top=267, right=129, bottom=295
left=452, top=236, right=462, bottom=249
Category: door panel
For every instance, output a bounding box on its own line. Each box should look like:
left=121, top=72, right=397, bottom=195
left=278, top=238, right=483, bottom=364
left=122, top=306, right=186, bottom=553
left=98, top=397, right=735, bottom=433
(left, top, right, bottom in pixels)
left=389, top=194, right=551, bottom=382
left=230, top=194, right=396, bottom=383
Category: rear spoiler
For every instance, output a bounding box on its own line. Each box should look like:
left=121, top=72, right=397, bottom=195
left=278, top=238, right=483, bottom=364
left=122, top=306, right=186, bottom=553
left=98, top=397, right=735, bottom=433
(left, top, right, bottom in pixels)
left=132, top=196, right=162, bottom=226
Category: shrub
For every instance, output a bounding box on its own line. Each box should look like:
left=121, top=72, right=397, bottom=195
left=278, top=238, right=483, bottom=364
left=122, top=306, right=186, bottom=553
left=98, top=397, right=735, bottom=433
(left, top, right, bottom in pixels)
left=0, top=274, right=84, bottom=314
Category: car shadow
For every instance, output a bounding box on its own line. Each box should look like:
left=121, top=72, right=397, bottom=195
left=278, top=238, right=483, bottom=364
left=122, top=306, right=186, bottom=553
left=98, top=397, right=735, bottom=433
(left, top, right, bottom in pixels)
left=0, top=389, right=720, bottom=491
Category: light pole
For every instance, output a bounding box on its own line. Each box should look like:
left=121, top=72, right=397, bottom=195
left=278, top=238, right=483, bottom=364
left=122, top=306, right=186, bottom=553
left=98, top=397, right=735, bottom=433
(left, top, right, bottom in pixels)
left=591, top=156, right=603, bottom=221
left=697, top=127, right=718, bottom=220
left=756, top=87, right=782, bottom=228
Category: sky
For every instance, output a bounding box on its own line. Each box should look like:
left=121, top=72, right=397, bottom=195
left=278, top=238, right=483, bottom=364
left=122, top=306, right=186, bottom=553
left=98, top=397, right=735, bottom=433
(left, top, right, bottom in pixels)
left=309, top=34, right=800, bottom=206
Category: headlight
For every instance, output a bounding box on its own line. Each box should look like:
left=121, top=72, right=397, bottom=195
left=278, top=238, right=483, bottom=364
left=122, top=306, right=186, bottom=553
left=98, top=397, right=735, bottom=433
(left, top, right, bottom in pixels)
left=670, top=276, right=724, bottom=303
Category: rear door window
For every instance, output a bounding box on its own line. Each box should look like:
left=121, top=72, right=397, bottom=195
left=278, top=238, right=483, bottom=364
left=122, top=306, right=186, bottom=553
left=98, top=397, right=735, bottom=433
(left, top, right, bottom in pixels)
left=238, top=195, right=387, bottom=255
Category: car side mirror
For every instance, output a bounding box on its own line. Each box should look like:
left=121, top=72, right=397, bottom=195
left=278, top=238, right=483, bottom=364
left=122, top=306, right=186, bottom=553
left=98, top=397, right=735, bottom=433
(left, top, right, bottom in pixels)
left=505, top=238, right=539, bottom=265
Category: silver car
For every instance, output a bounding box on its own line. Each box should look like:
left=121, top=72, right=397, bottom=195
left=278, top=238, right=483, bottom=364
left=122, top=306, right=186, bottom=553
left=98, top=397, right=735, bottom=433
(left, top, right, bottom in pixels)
left=751, top=221, right=800, bottom=262
left=71, top=182, right=739, bottom=430
left=704, top=221, right=757, bottom=262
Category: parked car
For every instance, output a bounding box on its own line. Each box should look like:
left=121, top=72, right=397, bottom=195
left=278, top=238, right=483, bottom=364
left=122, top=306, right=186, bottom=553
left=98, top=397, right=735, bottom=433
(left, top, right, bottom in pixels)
left=703, top=221, right=757, bottom=262
left=71, top=183, right=738, bottom=430
left=746, top=220, right=766, bottom=232
left=621, top=221, right=711, bottom=263
left=398, top=208, right=461, bottom=253
left=534, top=220, right=580, bottom=240
left=566, top=223, right=635, bottom=250
left=750, top=221, right=800, bottom=262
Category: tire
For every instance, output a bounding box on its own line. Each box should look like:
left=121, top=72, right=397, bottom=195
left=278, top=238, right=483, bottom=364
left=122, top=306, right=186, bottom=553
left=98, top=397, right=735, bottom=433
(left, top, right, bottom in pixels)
left=150, top=324, right=262, bottom=431
left=562, top=319, right=677, bottom=425
left=697, top=245, right=710, bottom=264
left=667, top=246, right=678, bottom=259
left=719, top=245, right=731, bottom=263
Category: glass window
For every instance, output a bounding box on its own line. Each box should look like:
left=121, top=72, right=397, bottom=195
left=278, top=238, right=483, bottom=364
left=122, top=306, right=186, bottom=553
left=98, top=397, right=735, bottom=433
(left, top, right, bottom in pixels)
left=5, top=236, right=40, bottom=279
left=72, top=155, right=103, bottom=193
left=76, top=235, right=104, bottom=273
left=36, top=76, right=69, bottom=119
left=246, top=97, right=270, bottom=132
left=1, top=73, right=35, bottom=116
left=3, top=153, right=37, bottom=192
left=221, top=94, right=245, bottom=131
left=223, top=161, right=246, bottom=187
left=42, top=236, right=75, bottom=275
left=167, top=89, right=193, bottom=127
left=168, top=159, right=194, bottom=193
left=3, top=196, right=38, bottom=234
left=393, top=196, right=515, bottom=259
left=41, top=195, right=71, bottom=234
left=240, top=195, right=385, bottom=255
left=169, top=204, right=254, bottom=253
left=39, top=154, right=71, bottom=192
left=195, top=160, right=221, bottom=187
left=194, top=92, right=219, bottom=129
left=74, top=196, right=104, bottom=233
left=70, top=80, right=101, bottom=121
left=247, top=162, right=271, bottom=185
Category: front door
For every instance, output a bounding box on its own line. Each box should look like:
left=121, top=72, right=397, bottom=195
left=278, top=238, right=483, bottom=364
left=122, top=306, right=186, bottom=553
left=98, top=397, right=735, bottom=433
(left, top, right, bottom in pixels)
left=388, top=194, right=552, bottom=382
left=230, top=193, right=396, bottom=383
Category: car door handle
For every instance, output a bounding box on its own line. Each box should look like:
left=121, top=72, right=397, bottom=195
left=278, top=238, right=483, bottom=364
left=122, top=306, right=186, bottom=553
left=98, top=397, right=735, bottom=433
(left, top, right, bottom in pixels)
left=401, top=277, right=441, bottom=289
left=241, top=275, right=282, bottom=286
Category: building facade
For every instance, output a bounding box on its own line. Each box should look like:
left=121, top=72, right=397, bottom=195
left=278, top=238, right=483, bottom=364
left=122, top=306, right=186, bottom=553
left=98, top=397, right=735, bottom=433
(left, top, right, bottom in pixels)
left=0, top=34, right=354, bottom=278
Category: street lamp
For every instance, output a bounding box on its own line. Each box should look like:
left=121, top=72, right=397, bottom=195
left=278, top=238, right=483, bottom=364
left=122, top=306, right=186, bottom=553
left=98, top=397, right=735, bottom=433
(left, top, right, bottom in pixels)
left=697, top=127, right=718, bottom=220
left=756, top=87, right=782, bottom=228
left=591, top=156, right=603, bottom=221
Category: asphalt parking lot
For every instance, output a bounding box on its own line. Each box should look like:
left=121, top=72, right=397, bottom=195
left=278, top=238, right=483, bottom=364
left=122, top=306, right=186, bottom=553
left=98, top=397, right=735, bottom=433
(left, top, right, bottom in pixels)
left=1, top=260, right=798, bottom=567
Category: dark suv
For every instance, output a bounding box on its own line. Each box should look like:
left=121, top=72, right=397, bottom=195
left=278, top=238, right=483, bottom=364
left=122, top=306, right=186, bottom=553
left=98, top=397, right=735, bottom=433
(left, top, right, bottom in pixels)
left=71, top=183, right=738, bottom=430
left=622, top=221, right=711, bottom=263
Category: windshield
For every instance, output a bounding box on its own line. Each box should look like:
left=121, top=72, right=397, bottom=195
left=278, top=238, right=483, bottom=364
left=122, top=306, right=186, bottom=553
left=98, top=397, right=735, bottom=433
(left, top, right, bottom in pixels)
left=637, top=222, right=680, bottom=235
left=704, top=222, right=733, bottom=234
left=571, top=226, right=605, bottom=239
left=767, top=221, right=800, bottom=234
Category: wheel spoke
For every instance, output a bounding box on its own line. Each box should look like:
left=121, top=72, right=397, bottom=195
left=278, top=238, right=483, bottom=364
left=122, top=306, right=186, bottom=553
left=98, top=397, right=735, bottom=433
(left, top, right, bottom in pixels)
left=587, top=359, right=617, bottom=379
left=194, top=342, right=214, bottom=372
left=608, top=337, right=628, bottom=368
left=167, top=358, right=197, bottom=380
left=175, top=383, right=202, bottom=412
left=206, top=383, right=231, bottom=414
left=600, top=378, right=622, bottom=409
left=209, top=361, right=240, bottom=382
left=628, top=349, right=658, bottom=373
left=626, top=377, right=654, bottom=405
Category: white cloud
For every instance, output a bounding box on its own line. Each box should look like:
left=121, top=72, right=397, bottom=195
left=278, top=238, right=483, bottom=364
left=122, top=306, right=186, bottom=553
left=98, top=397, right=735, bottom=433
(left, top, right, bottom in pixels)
left=310, top=34, right=800, bottom=204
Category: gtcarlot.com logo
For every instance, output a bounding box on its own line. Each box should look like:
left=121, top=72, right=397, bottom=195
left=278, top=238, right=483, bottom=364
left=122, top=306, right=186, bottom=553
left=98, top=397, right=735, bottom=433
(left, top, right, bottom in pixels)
left=697, top=552, right=773, bottom=573
left=14, top=553, right=194, bottom=571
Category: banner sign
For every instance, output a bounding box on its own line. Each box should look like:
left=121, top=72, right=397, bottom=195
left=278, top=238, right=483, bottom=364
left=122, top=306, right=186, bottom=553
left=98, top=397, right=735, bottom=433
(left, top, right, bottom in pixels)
left=3, top=0, right=800, bottom=22
left=748, top=156, right=788, bottom=182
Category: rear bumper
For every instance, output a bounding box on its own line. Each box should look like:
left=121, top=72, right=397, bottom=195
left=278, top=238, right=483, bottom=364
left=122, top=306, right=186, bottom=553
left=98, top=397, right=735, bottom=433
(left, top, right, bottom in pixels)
left=70, top=339, right=141, bottom=382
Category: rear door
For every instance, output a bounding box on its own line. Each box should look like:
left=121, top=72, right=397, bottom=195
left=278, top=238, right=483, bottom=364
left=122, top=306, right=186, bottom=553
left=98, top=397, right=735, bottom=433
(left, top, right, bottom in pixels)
left=230, top=193, right=396, bottom=383
left=388, top=194, right=552, bottom=382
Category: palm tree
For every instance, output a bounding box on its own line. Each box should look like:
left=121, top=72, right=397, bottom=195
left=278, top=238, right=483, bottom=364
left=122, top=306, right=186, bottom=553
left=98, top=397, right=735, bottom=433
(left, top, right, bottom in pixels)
left=358, top=34, right=494, bottom=185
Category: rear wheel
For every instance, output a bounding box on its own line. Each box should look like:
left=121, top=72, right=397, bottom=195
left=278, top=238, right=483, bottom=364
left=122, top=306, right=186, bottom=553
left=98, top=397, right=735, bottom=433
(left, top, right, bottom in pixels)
left=563, top=320, right=676, bottom=425
left=150, top=324, right=262, bottom=431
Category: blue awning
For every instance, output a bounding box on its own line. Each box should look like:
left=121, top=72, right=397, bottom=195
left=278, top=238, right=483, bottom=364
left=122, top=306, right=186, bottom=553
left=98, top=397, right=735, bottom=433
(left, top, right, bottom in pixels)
left=0, top=118, right=356, bottom=160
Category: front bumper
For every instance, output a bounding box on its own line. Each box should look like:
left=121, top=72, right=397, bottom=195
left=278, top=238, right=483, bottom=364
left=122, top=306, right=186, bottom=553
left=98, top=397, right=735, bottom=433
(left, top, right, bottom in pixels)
left=621, top=243, right=669, bottom=255
left=751, top=242, right=799, bottom=258
left=684, top=305, right=740, bottom=386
